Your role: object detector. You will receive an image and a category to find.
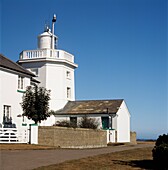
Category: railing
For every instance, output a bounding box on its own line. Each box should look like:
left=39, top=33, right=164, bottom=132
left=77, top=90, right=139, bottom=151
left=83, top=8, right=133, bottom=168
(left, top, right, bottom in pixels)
left=19, top=49, right=74, bottom=63
left=0, top=128, right=29, bottom=143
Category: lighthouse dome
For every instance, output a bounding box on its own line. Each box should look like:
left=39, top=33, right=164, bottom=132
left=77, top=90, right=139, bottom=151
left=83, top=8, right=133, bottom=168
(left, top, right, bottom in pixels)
left=38, top=31, right=52, bottom=49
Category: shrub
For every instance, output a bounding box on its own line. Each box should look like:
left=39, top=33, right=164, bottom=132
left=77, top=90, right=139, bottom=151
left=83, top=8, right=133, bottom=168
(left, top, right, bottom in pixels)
left=155, top=134, right=168, bottom=146
left=79, top=116, right=99, bottom=129
left=54, top=117, right=99, bottom=129
left=54, top=120, right=77, bottom=128
left=152, top=134, right=168, bottom=169
left=54, top=120, right=71, bottom=127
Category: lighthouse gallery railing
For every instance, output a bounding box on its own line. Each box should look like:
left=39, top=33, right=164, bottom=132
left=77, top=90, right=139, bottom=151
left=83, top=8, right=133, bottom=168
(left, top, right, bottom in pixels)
left=19, top=49, right=74, bottom=63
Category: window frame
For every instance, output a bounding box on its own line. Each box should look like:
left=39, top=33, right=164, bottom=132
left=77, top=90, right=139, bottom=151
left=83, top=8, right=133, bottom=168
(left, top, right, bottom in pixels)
left=3, top=105, right=12, bottom=124
left=101, top=117, right=109, bottom=129
left=18, top=75, right=24, bottom=90
left=67, top=87, right=71, bottom=99
left=66, top=71, right=71, bottom=79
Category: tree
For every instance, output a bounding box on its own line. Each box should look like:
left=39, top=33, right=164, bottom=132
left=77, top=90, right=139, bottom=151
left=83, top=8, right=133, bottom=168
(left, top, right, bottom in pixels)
left=21, top=86, right=51, bottom=124
left=152, top=134, right=168, bottom=169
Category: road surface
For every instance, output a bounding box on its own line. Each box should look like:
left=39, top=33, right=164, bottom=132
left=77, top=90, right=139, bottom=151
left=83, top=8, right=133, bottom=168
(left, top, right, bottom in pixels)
left=0, top=143, right=154, bottom=170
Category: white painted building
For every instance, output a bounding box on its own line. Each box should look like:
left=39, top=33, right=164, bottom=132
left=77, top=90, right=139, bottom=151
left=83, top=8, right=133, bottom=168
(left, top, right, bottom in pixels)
left=0, top=54, right=35, bottom=129
left=18, top=15, right=78, bottom=125
left=55, top=99, right=131, bottom=143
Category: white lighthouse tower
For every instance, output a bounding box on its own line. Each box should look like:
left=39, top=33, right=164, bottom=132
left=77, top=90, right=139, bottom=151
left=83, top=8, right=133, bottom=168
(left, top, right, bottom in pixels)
left=18, top=15, right=78, bottom=125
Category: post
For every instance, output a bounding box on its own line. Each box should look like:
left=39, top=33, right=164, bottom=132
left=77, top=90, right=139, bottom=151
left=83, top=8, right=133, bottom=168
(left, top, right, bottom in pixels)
left=30, top=124, right=38, bottom=144
left=52, top=14, right=56, bottom=50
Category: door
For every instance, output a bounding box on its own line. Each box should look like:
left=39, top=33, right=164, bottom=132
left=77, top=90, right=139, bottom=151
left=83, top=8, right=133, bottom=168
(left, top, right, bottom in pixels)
left=101, top=117, right=109, bottom=129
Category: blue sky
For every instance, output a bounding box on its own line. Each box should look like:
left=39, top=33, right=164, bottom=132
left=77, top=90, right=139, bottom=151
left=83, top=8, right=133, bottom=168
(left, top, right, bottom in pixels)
left=1, top=0, right=167, bottom=139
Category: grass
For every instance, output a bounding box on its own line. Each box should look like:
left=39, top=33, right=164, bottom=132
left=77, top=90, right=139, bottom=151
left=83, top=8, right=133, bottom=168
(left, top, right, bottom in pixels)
left=0, top=144, right=58, bottom=150
left=33, top=147, right=154, bottom=170
left=0, top=141, right=155, bottom=150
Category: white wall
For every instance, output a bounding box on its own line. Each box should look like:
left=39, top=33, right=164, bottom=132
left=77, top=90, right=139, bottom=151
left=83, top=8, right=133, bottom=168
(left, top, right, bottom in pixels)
left=45, top=63, right=72, bottom=110
left=20, top=60, right=76, bottom=126
left=0, top=69, right=34, bottom=130
left=116, top=101, right=130, bottom=142
left=112, top=115, right=117, bottom=130
left=30, top=124, right=38, bottom=144
left=20, top=61, right=75, bottom=111
left=20, top=62, right=47, bottom=88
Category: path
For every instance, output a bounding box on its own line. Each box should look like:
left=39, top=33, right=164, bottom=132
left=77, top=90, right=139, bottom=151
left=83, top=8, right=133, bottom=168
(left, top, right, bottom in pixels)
left=0, top=143, right=154, bottom=170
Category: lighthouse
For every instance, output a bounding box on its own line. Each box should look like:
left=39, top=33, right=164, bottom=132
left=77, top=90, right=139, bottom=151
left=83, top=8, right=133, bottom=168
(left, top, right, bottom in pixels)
left=18, top=15, right=78, bottom=125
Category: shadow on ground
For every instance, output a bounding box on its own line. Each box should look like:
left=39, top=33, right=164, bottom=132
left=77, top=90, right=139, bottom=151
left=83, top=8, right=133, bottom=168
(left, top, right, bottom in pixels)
left=113, top=159, right=154, bottom=169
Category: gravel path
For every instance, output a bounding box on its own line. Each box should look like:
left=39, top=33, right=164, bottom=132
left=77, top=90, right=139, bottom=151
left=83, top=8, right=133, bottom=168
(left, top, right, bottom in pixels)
left=0, top=143, right=154, bottom=170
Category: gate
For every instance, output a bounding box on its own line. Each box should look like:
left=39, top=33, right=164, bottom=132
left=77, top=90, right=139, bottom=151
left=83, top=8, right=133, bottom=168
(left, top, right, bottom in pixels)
left=0, top=127, right=29, bottom=143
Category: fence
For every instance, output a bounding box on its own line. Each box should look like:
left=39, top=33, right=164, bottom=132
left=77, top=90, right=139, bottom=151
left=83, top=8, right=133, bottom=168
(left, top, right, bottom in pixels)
left=0, top=127, right=29, bottom=143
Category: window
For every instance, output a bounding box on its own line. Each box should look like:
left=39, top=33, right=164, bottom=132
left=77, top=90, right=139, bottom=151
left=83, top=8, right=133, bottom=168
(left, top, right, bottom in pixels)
left=70, top=117, right=77, bottom=127
left=3, top=105, right=12, bottom=124
left=67, top=87, right=71, bottom=99
left=30, top=68, right=38, bottom=76
left=66, top=71, right=71, bottom=79
left=18, top=76, right=24, bottom=89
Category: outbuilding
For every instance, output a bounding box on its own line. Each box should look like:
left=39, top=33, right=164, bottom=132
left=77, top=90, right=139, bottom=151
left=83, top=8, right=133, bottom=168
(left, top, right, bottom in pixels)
left=55, top=99, right=131, bottom=143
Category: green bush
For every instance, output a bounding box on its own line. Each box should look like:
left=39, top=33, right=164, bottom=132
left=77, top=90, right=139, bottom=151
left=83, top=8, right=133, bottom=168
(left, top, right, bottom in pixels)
left=54, top=120, right=71, bottom=127
left=152, top=134, right=168, bottom=169
left=155, top=134, right=168, bottom=146
left=54, top=117, right=99, bottom=129
left=79, top=117, right=99, bottom=129
left=54, top=120, right=77, bottom=128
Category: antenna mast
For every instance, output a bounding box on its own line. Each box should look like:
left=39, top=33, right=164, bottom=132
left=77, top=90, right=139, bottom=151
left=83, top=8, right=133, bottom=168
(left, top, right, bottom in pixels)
left=44, top=20, right=50, bottom=32
left=52, top=14, right=56, bottom=49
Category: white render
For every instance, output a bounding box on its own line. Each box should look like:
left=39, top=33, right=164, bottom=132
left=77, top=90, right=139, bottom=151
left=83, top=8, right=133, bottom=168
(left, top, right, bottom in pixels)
left=0, top=67, right=34, bottom=130
left=30, top=125, right=38, bottom=144
left=38, top=31, right=53, bottom=49
left=113, top=100, right=130, bottom=142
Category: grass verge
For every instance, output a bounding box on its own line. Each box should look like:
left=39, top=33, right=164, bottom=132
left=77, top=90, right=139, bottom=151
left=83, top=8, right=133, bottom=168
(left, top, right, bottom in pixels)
left=0, top=144, right=58, bottom=150
left=34, top=147, right=154, bottom=170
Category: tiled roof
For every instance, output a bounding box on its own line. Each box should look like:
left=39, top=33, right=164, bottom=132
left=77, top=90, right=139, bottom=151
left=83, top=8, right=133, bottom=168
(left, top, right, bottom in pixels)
left=56, top=99, right=124, bottom=115
left=0, top=53, right=35, bottom=76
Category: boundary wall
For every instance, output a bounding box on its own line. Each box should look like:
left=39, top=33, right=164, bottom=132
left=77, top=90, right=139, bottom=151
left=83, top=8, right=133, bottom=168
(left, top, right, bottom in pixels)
left=38, top=126, right=107, bottom=148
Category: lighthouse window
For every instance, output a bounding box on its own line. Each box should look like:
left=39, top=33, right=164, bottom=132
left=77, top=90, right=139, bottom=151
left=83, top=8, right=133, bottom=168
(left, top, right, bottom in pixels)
left=66, top=71, right=70, bottom=79
left=67, top=87, right=71, bottom=99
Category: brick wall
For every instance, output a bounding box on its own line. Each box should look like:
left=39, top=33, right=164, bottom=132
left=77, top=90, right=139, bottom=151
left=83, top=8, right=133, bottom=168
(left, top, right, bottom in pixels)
left=38, top=126, right=107, bottom=148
